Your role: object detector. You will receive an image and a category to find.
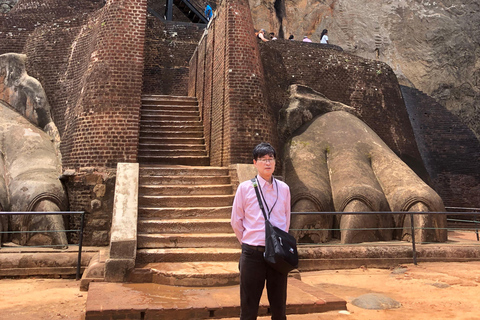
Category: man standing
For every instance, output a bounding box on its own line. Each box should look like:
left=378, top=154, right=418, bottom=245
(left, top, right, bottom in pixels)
left=231, top=142, right=291, bottom=320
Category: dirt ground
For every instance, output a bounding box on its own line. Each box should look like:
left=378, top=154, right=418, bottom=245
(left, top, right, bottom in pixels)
left=1, top=261, right=480, bottom=320
left=293, top=261, right=480, bottom=320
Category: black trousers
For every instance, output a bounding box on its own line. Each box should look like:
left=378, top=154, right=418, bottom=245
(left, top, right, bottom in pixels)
left=239, top=243, right=288, bottom=320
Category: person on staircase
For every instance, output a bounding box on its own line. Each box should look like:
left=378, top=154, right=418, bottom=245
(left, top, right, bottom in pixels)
left=205, top=2, right=213, bottom=21
left=231, top=142, right=291, bottom=320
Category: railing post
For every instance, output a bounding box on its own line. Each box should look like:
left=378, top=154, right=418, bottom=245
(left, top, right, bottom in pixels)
left=166, top=0, right=173, bottom=20
left=410, top=213, right=417, bottom=265
left=76, top=211, right=85, bottom=281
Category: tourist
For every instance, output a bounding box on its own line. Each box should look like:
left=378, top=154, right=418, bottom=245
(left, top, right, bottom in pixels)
left=204, top=2, right=213, bottom=21
left=256, top=29, right=269, bottom=42
left=302, top=35, right=312, bottom=43
left=231, top=142, right=291, bottom=320
left=320, top=29, right=329, bottom=44
left=288, top=34, right=294, bottom=40
left=270, top=32, right=277, bottom=40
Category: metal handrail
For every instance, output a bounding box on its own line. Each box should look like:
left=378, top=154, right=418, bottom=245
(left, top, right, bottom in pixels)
left=0, top=211, right=86, bottom=280
left=291, top=211, right=480, bottom=265
left=163, top=0, right=209, bottom=23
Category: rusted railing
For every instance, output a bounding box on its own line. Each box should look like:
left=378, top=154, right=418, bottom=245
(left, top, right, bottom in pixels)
left=0, top=211, right=86, bottom=280
left=291, top=211, right=480, bottom=265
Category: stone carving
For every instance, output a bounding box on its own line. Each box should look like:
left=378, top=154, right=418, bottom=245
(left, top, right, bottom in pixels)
left=0, top=53, right=61, bottom=161
left=0, top=53, right=68, bottom=247
left=280, top=85, right=447, bottom=244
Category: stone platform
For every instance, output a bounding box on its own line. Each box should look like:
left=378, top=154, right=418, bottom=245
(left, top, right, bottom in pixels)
left=0, top=245, right=100, bottom=277
left=85, top=277, right=346, bottom=320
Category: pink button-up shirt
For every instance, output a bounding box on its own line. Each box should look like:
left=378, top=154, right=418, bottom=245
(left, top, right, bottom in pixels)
left=231, top=175, right=291, bottom=246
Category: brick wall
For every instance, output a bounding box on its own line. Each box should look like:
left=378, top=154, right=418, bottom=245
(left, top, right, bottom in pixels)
left=61, top=0, right=146, bottom=168
left=143, top=16, right=205, bottom=96
left=257, top=40, right=429, bottom=181
left=402, top=86, right=480, bottom=207
left=188, top=0, right=277, bottom=166
left=0, top=0, right=146, bottom=245
left=2, top=0, right=146, bottom=169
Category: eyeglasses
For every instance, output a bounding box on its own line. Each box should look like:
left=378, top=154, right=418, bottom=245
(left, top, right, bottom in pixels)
left=257, top=158, right=276, bottom=164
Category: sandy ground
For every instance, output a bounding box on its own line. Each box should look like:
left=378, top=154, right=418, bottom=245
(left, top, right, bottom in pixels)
left=293, top=261, right=480, bottom=320
left=0, top=277, right=87, bottom=320
left=1, top=261, right=480, bottom=320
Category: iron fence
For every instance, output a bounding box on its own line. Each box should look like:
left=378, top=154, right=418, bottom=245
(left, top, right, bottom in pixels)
left=0, top=211, right=86, bottom=280
left=291, top=210, right=480, bottom=265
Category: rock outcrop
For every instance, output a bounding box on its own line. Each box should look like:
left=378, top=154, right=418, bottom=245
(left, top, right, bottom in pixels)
left=250, top=0, right=480, bottom=140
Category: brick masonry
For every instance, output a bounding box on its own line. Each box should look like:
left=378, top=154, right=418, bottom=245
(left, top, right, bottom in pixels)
left=0, top=0, right=146, bottom=245
left=1, top=0, right=478, bottom=248
left=143, top=16, right=205, bottom=96
left=402, top=86, right=480, bottom=208
left=258, top=40, right=429, bottom=181
left=189, top=0, right=278, bottom=167
left=2, top=0, right=145, bottom=169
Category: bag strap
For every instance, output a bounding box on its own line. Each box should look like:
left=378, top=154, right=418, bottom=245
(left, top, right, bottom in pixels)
left=251, top=177, right=269, bottom=222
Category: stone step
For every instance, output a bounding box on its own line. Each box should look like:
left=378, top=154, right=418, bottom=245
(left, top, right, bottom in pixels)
left=137, top=218, right=232, bottom=233
left=137, top=149, right=207, bottom=157
left=138, top=194, right=233, bottom=207
left=0, top=246, right=99, bottom=277
left=140, top=130, right=204, bottom=138
left=141, top=104, right=199, bottom=112
left=139, top=184, right=233, bottom=196
left=139, top=165, right=229, bottom=176
left=137, top=233, right=239, bottom=249
left=138, top=206, right=232, bottom=219
left=138, top=136, right=205, bottom=145
left=142, top=95, right=198, bottom=106
left=128, top=261, right=240, bottom=286
left=140, top=114, right=200, bottom=121
left=139, top=175, right=230, bottom=185
left=141, top=109, right=200, bottom=117
left=140, top=124, right=204, bottom=132
left=137, top=155, right=210, bottom=166
left=85, top=277, right=346, bottom=319
left=138, top=143, right=206, bottom=151
left=136, top=247, right=241, bottom=263
left=140, top=119, right=202, bottom=127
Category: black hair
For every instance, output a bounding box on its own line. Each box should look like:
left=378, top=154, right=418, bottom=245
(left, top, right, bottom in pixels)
left=288, top=34, right=294, bottom=40
left=253, top=142, right=276, bottom=160
left=321, top=29, right=328, bottom=38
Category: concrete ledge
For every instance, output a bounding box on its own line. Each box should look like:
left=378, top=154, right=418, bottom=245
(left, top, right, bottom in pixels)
left=104, top=163, right=139, bottom=282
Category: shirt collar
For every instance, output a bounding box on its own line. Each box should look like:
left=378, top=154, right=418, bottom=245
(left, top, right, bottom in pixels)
left=257, top=174, right=275, bottom=189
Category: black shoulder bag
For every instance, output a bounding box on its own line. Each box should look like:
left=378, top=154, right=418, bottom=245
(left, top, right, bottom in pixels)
left=251, top=177, right=298, bottom=274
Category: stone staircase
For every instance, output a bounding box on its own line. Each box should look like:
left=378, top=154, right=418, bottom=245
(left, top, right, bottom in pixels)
left=131, top=95, right=241, bottom=286
left=138, top=95, right=209, bottom=166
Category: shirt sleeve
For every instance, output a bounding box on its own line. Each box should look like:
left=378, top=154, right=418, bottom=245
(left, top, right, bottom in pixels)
left=285, top=186, right=291, bottom=231
left=231, top=184, right=246, bottom=243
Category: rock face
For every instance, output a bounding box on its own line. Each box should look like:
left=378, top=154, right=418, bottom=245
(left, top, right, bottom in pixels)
left=250, top=0, right=480, bottom=139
